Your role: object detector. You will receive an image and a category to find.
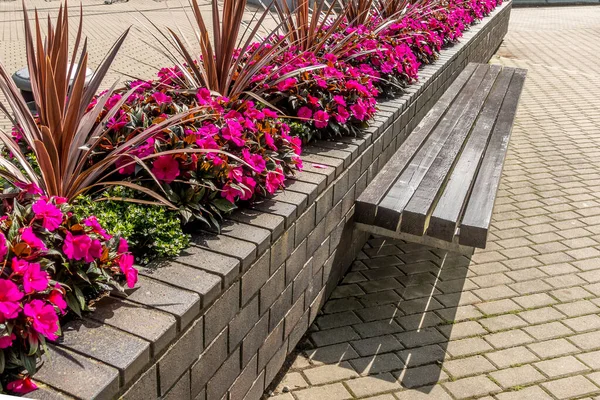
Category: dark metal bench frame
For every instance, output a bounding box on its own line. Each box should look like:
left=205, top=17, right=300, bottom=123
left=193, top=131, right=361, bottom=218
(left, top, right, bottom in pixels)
left=355, top=63, right=527, bottom=254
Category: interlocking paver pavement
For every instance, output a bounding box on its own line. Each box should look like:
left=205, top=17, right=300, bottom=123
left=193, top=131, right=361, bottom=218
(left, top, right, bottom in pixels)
left=268, top=6, right=600, bottom=400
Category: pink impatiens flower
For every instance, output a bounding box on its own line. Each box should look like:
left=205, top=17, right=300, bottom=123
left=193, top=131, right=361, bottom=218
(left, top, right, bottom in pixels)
left=23, top=263, right=49, bottom=294
left=0, top=279, right=23, bottom=321
left=221, top=120, right=245, bottom=147
left=32, top=198, right=63, bottom=231
left=11, top=257, right=30, bottom=275
left=63, top=232, right=102, bottom=263
left=21, top=227, right=47, bottom=252
left=118, top=253, right=138, bottom=289
left=242, top=149, right=266, bottom=173
left=152, top=155, right=180, bottom=184
left=48, top=284, right=68, bottom=314
left=152, top=91, right=173, bottom=106
left=84, top=216, right=112, bottom=240
left=6, top=377, right=37, bottom=395
left=297, top=106, right=313, bottom=120
left=0, top=332, right=15, bottom=349
left=24, top=300, right=59, bottom=340
left=265, top=168, right=285, bottom=194
left=0, top=231, right=7, bottom=261
left=118, top=237, right=129, bottom=254
left=350, top=101, right=367, bottom=121
left=313, top=110, right=330, bottom=129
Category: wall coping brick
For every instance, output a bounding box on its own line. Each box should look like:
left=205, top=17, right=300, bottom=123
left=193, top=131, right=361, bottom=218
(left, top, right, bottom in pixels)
left=25, top=3, right=512, bottom=398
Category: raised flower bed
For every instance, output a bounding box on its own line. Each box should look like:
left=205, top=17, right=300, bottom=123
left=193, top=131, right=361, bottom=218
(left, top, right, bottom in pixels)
left=0, top=0, right=511, bottom=398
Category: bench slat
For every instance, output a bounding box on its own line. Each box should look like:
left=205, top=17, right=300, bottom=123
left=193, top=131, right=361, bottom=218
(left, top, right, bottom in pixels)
left=373, top=64, right=491, bottom=231
left=354, top=63, right=478, bottom=225
left=400, top=65, right=503, bottom=236
left=459, top=69, right=527, bottom=248
left=426, top=68, right=515, bottom=242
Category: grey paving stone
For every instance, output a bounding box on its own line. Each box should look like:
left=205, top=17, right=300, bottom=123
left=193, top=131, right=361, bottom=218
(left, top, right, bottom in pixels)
left=190, top=328, right=228, bottom=397
left=121, top=365, right=158, bottom=400
left=158, top=318, right=204, bottom=395
left=204, top=282, right=240, bottom=345
left=60, top=319, right=150, bottom=385
left=192, top=231, right=257, bottom=270
left=140, top=261, right=222, bottom=309
left=229, top=208, right=285, bottom=240
left=350, top=353, right=404, bottom=375
left=206, top=348, right=242, bottom=400
left=241, top=250, right=270, bottom=306
left=35, top=346, right=119, bottom=400
left=173, top=244, right=240, bottom=286
left=163, top=371, right=190, bottom=400
left=88, top=297, right=176, bottom=356
left=126, top=276, right=200, bottom=330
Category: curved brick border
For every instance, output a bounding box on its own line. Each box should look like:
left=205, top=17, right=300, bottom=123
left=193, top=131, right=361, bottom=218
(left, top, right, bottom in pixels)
left=25, top=4, right=512, bottom=399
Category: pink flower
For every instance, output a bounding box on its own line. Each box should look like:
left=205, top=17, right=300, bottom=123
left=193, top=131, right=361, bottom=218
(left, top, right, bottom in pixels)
left=263, top=108, right=278, bottom=118
left=277, top=77, right=297, bottom=92
left=297, top=106, right=313, bottom=120
left=336, top=106, right=350, bottom=124
left=196, top=88, right=212, bottom=105
left=313, top=110, right=330, bottom=129
left=32, top=198, right=63, bottom=231
left=106, top=93, right=122, bottom=109
left=228, top=167, right=244, bottom=183
left=84, top=216, right=112, bottom=240
left=290, top=136, right=302, bottom=156
left=48, top=284, right=68, bottom=314
left=11, top=257, right=30, bottom=275
left=118, top=237, right=129, bottom=254
left=265, top=168, right=285, bottom=194
left=63, top=232, right=101, bottom=263
left=14, top=182, right=43, bottom=195
left=152, top=91, right=172, bottom=106
left=333, top=95, right=347, bottom=107
left=350, top=101, right=368, bottom=121
left=264, top=133, right=277, bottom=151
left=0, top=232, right=7, bottom=261
left=240, top=177, right=257, bottom=201
left=221, top=120, right=245, bottom=147
left=0, top=332, right=15, bottom=349
left=23, top=262, right=49, bottom=294
left=21, top=227, right=47, bottom=252
left=0, top=279, right=23, bottom=321
left=242, top=149, right=266, bottom=173
left=118, top=253, right=138, bottom=288
left=24, top=300, right=59, bottom=340
left=6, top=377, right=37, bottom=395
left=221, top=184, right=243, bottom=204
left=152, top=156, right=180, bottom=184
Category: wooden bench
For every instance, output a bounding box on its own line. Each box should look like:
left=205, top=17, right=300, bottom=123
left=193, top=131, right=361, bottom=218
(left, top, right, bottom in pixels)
left=355, top=63, right=527, bottom=253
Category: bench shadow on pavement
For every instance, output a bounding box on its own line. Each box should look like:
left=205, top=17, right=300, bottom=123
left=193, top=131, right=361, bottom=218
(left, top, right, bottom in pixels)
left=273, top=236, right=472, bottom=396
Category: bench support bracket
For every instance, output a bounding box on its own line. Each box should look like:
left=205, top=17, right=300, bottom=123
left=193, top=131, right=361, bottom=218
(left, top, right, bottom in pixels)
left=356, top=223, right=475, bottom=256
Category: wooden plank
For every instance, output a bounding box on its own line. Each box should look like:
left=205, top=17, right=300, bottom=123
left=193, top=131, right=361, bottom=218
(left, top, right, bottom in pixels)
left=459, top=69, right=527, bottom=248
left=354, top=63, right=479, bottom=226
left=400, top=65, right=503, bottom=236
left=372, top=64, right=491, bottom=231
left=355, top=222, right=475, bottom=256
left=425, top=68, right=516, bottom=242
left=373, top=64, right=492, bottom=232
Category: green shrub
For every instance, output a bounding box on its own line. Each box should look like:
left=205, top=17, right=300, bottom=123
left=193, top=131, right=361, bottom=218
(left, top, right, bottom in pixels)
left=74, top=190, right=190, bottom=265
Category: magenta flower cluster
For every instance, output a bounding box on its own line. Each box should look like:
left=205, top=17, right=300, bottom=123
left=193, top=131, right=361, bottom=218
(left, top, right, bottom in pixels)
left=0, top=188, right=137, bottom=393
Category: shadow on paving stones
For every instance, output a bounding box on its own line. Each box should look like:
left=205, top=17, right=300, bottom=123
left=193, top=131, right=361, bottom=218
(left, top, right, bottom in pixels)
left=266, top=235, right=472, bottom=397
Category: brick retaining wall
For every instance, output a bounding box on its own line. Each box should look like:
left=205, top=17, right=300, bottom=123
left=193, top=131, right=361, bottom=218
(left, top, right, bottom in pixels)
left=26, top=3, right=512, bottom=399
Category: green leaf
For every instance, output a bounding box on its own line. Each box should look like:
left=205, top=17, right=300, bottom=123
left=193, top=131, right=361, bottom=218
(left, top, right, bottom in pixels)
left=21, top=351, right=37, bottom=375
left=211, top=198, right=237, bottom=213
left=66, top=292, right=82, bottom=317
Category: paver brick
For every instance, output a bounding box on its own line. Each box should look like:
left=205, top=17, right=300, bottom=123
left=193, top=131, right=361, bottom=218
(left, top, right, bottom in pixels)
left=345, top=373, right=403, bottom=397
left=542, top=375, right=600, bottom=399
left=490, top=365, right=545, bottom=388
left=485, top=346, right=539, bottom=369
left=535, top=356, right=590, bottom=378
left=528, top=338, right=579, bottom=359
left=443, top=376, right=501, bottom=399
left=294, top=383, right=353, bottom=400
left=444, top=355, right=497, bottom=379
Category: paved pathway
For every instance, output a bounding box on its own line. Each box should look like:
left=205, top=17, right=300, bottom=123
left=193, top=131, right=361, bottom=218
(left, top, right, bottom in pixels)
left=267, top=6, right=600, bottom=400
